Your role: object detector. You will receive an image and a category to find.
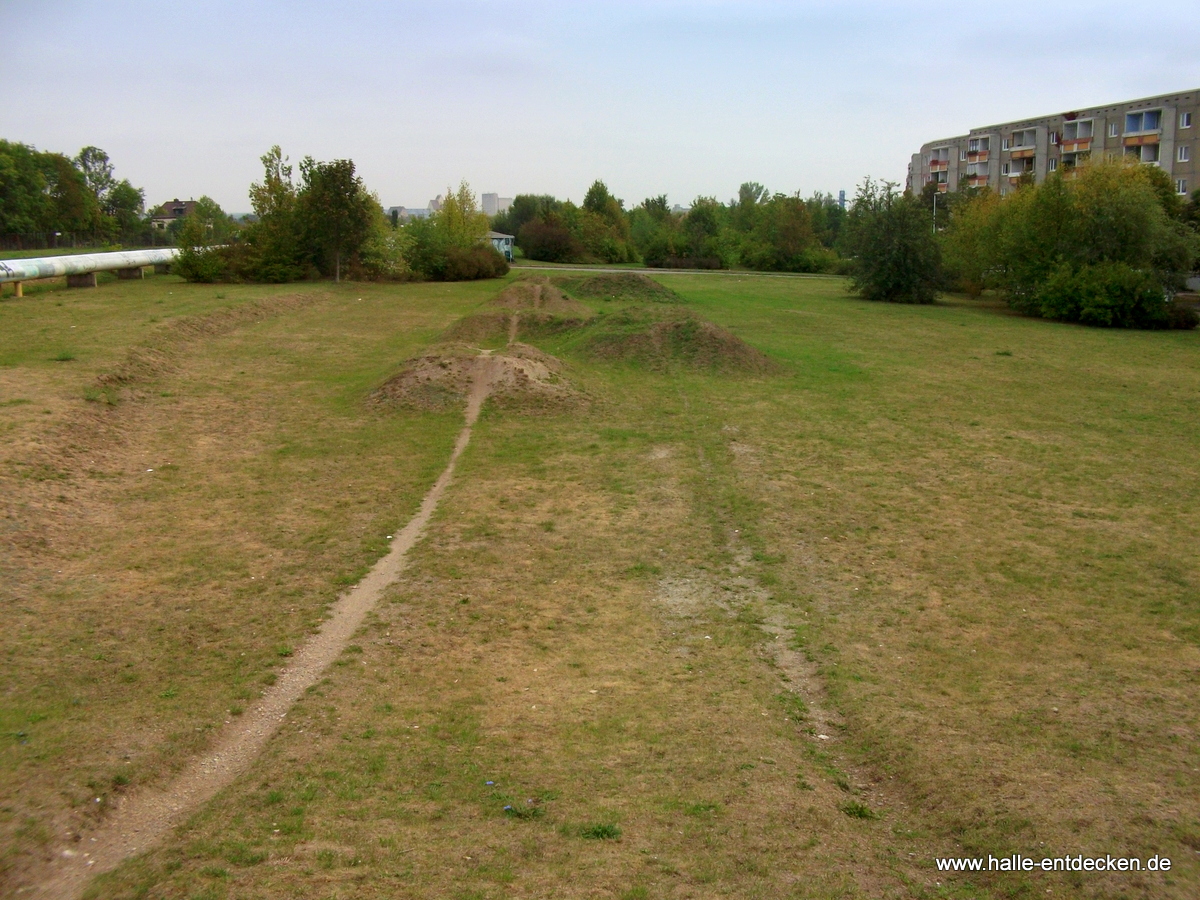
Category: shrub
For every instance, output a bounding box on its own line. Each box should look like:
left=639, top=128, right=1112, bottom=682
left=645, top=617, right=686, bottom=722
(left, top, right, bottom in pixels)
left=518, top=218, right=581, bottom=262
left=941, top=159, right=1199, bottom=327
left=173, top=245, right=226, bottom=283
left=843, top=178, right=940, bottom=303
left=441, top=244, right=509, bottom=281
left=354, top=220, right=414, bottom=281
left=1034, top=261, right=1178, bottom=328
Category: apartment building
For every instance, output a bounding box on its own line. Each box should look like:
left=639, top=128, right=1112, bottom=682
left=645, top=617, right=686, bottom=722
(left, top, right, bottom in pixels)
left=908, top=89, right=1199, bottom=198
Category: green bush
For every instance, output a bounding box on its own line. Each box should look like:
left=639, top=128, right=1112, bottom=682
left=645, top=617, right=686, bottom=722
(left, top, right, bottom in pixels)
left=441, top=245, right=509, bottom=281
left=1033, top=261, right=1183, bottom=328
left=173, top=245, right=226, bottom=283
left=842, top=178, right=940, bottom=303
left=941, top=159, right=1199, bottom=328
left=518, top=218, right=580, bottom=262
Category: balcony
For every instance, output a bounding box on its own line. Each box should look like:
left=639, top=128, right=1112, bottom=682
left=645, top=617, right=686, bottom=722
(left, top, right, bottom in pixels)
left=937, top=183, right=949, bottom=193
left=967, top=151, right=990, bottom=163
left=967, top=175, right=989, bottom=187
left=929, top=160, right=949, bottom=172
left=1009, top=148, right=1036, bottom=160
left=1061, top=139, right=1091, bottom=153
left=1123, top=134, right=1160, bottom=148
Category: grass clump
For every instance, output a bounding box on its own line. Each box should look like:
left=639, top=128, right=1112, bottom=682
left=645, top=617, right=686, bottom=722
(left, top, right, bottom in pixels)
left=578, top=823, right=621, bottom=840
left=840, top=801, right=877, bottom=820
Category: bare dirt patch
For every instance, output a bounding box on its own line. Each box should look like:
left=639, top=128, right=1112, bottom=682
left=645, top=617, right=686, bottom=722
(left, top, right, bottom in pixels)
left=372, top=342, right=584, bottom=413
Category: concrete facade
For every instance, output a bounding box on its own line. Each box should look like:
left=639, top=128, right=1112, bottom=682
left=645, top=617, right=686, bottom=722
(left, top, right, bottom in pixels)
left=908, top=89, right=1200, bottom=198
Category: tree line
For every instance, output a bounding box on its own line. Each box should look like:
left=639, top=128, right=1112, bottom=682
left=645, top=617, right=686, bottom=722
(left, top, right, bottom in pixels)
left=8, top=135, right=1195, bottom=330
left=0, top=140, right=149, bottom=245
left=837, top=159, right=1199, bottom=329
left=492, top=181, right=848, bottom=273
left=176, top=147, right=507, bottom=284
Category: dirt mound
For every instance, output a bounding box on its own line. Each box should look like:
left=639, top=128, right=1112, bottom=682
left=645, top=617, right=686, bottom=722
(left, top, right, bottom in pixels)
left=580, top=308, right=777, bottom=374
left=555, top=273, right=682, bottom=303
left=372, top=343, right=582, bottom=412
left=440, top=312, right=509, bottom=344
left=439, top=278, right=596, bottom=345
left=490, top=276, right=594, bottom=318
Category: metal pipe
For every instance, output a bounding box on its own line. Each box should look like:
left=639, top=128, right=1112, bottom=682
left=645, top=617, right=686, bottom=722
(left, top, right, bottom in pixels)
left=0, top=248, right=181, bottom=284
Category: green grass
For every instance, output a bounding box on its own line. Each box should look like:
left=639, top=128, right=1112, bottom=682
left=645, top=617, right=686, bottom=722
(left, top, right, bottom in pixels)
left=5, top=272, right=1199, bottom=898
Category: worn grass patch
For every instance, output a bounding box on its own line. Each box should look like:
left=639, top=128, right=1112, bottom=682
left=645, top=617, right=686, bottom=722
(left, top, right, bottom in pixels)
left=6, top=271, right=1200, bottom=899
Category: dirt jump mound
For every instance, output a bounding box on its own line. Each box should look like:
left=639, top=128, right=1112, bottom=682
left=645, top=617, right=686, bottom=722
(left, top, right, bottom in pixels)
left=441, top=276, right=596, bottom=344
left=373, top=342, right=583, bottom=413
left=489, top=276, right=595, bottom=317
left=580, top=307, right=777, bottom=374
left=555, top=272, right=683, bottom=303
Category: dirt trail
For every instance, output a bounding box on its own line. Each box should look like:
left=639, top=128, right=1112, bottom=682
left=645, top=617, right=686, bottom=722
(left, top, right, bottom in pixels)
left=506, top=282, right=545, bottom=343
left=32, top=357, right=499, bottom=900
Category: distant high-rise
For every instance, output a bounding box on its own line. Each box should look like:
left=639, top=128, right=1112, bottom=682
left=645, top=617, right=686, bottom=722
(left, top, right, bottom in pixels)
left=481, top=193, right=513, bottom=217
left=908, top=89, right=1198, bottom=198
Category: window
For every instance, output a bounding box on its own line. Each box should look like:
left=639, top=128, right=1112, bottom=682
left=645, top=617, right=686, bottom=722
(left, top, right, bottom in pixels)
left=1050, top=132, right=1058, bottom=145
left=1109, top=122, right=1119, bottom=137
left=960, top=149, right=967, bottom=161
left=968, top=136, right=991, bottom=152
left=1182, top=112, right=1193, bottom=128
left=1127, top=144, right=1160, bottom=163
left=1177, top=179, right=1188, bottom=195
left=1063, top=119, right=1093, bottom=140
left=1048, top=158, right=1058, bottom=172
left=1180, top=146, right=1191, bottom=163
left=1125, top=109, right=1162, bottom=133
left=1002, top=162, right=1010, bottom=175
left=1010, top=128, right=1037, bottom=149
left=1001, top=138, right=1010, bottom=150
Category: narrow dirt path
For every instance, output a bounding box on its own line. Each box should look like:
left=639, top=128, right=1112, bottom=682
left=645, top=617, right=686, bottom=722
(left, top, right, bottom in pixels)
left=32, top=357, right=499, bottom=900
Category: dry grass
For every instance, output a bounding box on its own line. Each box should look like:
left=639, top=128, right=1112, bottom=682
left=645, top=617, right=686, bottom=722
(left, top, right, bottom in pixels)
left=4, top=271, right=1199, bottom=899
left=0, top=275, right=496, bottom=890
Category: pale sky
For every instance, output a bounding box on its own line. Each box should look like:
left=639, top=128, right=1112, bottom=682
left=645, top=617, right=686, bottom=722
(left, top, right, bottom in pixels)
left=2, top=1, right=1198, bottom=213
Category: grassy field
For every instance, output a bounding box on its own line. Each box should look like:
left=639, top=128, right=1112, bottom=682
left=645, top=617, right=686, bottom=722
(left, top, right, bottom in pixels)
left=2, top=271, right=1197, bottom=898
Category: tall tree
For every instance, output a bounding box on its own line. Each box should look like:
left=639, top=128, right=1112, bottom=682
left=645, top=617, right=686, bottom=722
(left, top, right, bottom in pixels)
left=74, top=146, right=115, bottom=206
left=0, top=140, right=53, bottom=233
left=40, top=152, right=99, bottom=233
left=296, top=156, right=374, bottom=281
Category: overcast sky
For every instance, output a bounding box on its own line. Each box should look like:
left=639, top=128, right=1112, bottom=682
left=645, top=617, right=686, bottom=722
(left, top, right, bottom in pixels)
left=2, top=1, right=1198, bottom=213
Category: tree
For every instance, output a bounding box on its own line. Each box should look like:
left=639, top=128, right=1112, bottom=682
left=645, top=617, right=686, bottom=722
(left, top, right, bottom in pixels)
left=296, top=156, right=375, bottom=281
left=0, top=140, right=54, bottom=233
left=941, top=188, right=1000, bottom=297
left=245, top=145, right=303, bottom=282
left=583, top=179, right=627, bottom=232
left=74, top=146, right=115, bottom=206
left=407, top=181, right=505, bottom=279
left=842, top=178, right=941, bottom=303
left=939, top=158, right=1198, bottom=327
left=493, top=194, right=561, bottom=239
left=105, top=179, right=145, bottom=242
